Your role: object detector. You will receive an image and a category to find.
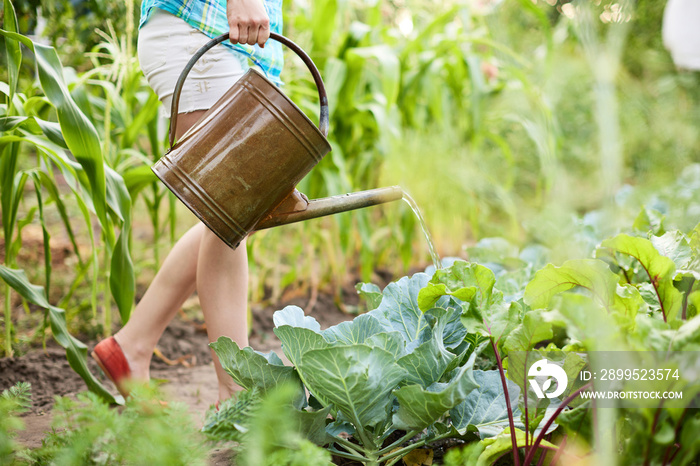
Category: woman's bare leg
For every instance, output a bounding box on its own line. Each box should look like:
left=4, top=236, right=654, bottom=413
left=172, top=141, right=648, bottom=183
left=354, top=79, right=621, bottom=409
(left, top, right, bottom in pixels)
left=114, top=110, right=250, bottom=401
left=197, top=231, right=249, bottom=401
left=113, top=222, right=204, bottom=381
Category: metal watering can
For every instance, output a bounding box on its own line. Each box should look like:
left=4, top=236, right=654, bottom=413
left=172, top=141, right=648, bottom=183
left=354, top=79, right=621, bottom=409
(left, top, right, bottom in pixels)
left=152, top=33, right=403, bottom=249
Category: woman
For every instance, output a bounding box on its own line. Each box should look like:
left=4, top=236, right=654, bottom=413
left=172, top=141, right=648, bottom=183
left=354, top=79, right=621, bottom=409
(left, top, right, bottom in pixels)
left=92, top=0, right=285, bottom=404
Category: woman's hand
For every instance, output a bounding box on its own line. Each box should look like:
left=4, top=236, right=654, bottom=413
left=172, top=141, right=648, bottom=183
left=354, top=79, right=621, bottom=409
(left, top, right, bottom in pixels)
left=227, top=0, right=270, bottom=48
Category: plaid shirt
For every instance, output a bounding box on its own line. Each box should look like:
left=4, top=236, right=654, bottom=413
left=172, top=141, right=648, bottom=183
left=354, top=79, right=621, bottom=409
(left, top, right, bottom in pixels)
left=140, top=0, right=284, bottom=85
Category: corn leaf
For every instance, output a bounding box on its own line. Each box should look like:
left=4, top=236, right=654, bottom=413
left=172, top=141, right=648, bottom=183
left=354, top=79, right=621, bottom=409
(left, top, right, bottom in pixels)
left=0, top=265, right=119, bottom=404
left=32, top=170, right=82, bottom=263
left=2, top=0, right=21, bottom=107
left=1, top=144, right=20, bottom=255
left=28, top=172, right=52, bottom=297
left=106, top=166, right=134, bottom=322
left=0, top=29, right=111, bottom=242
left=122, top=164, right=157, bottom=199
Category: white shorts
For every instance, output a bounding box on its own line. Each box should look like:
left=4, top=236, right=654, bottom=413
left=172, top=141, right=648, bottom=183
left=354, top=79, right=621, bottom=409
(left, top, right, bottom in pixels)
left=137, top=9, right=248, bottom=117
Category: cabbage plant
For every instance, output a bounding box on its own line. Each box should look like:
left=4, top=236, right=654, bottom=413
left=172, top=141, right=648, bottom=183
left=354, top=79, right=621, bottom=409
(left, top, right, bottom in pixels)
left=212, top=273, right=485, bottom=465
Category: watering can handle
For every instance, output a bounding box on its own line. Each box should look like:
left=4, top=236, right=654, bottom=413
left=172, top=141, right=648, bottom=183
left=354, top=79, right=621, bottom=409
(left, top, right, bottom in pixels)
left=168, top=32, right=329, bottom=148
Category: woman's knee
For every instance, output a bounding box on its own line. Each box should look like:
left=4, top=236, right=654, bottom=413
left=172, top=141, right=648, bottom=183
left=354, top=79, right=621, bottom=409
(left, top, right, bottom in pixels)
left=199, top=226, right=247, bottom=255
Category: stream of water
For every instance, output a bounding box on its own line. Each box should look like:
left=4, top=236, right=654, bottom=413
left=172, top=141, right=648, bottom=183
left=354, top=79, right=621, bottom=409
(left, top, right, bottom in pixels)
left=401, top=193, right=443, bottom=271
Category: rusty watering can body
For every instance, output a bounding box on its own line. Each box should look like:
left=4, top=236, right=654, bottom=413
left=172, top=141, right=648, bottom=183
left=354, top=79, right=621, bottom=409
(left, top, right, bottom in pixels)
left=152, top=33, right=402, bottom=249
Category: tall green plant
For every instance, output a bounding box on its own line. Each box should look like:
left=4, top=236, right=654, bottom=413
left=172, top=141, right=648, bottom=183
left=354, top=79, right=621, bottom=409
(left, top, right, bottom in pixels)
left=84, top=26, right=172, bottom=267
left=270, top=0, right=553, bottom=282
left=0, top=0, right=128, bottom=403
left=1, top=0, right=135, bottom=318
left=79, top=16, right=174, bottom=330
left=1, top=0, right=87, bottom=356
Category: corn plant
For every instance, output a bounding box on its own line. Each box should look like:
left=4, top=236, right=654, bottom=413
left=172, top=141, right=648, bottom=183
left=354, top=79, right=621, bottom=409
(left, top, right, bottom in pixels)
left=74, top=3, right=174, bottom=335
left=254, top=0, right=552, bottom=290
left=80, top=15, right=175, bottom=283
left=0, top=0, right=126, bottom=403
left=84, top=0, right=175, bottom=250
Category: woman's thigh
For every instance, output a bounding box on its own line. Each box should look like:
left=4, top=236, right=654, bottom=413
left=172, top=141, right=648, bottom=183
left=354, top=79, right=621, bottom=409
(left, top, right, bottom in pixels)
left=137, top=9, right=247, bottom=118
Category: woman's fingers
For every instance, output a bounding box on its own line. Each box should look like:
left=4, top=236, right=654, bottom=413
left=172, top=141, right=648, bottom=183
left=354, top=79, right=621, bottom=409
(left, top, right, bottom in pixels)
left=238, top=24, right=250, bottom=45
left=229, top=23, right=240, bottom=44
left=227, top=0, right=270, bottom=46
left=256, top=22, right=269, bottom=48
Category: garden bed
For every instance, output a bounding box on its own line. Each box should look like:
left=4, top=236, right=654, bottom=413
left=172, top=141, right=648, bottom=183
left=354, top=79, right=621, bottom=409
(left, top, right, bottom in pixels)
left=1, top=285, right=363, bottom=451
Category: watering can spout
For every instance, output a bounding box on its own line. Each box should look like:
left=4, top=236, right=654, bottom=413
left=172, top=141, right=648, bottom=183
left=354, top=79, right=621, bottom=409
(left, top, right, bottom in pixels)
left=255, top=186, right=404, bottom=231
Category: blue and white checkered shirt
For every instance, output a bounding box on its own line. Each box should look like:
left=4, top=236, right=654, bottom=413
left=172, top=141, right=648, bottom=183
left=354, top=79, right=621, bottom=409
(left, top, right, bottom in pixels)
left=140, top=0, right=284, bottom=85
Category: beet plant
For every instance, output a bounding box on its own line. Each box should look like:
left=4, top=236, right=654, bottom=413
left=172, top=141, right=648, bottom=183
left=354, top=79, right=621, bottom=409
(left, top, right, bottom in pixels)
left=446, top=226, right=700, bottom=464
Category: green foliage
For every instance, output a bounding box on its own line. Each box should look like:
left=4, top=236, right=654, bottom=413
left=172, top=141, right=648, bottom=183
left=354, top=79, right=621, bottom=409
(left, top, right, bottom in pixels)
left=28, top=389, right=208, bottom=466
left=211, top=338, right=306, bottom=408
left=477, top=428, right=556, bottom=466
left=600, top=233, right=683, bottom=322
left=201, top=388, right=261, bottom=443
left=2, top=2, right=700, bottom=463
left=81, top=21, right=172, bottom=273
left=8, top=0, right=139, bottom=68
left=355, top=282, right=382, bottom=312
left=226, top=249, right=654, bottom=463
left=189, top=211, right=700, bottom=464
left=422, top=261, right=521, bottom=349
left=393, top=363, right=479, bottom=432
left=452, top=370, right=533, bottom=438
left=0, top=382, right=30, bottom=464
left=0, top=265, right=118, bottom=404
left=211, top=280, right=480, bottom=465
left=1, top=2, right=137, bottom=370
left=5, top=0, right=699, bottom=352
left=443, top=441, right=485, bottom=466
left=472, top=217, right=700, bottom=463
left=261, top=196, right=700, bottom=465
left=228, top=384, right=332, bottom=466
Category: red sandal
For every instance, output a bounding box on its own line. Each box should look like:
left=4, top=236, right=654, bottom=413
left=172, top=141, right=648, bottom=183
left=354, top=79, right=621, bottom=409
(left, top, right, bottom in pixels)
left=91, top=336, right=132, bottom=398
